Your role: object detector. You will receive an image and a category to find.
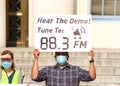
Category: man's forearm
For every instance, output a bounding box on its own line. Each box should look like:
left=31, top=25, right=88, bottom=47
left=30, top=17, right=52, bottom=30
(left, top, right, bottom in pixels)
left=31, top=58, right=39, bottom=79
left=89, top=63, right=96, bottom=79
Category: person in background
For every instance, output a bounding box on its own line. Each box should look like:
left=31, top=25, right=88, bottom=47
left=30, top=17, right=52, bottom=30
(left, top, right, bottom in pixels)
left=0, top=50, right=25, bottom=84
left=31, top=49, right=96, bottom=86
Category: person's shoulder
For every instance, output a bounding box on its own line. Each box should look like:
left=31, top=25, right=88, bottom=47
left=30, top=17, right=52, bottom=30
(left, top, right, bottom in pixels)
left=46, top=65, right=55, bottom=69
left=69, top=65, right=81, bottom=69
left=40, top=65, right=55, bottom=70
left=14, top=70, right=25, bottom=76
left=14, top=70, right=23, bottom=72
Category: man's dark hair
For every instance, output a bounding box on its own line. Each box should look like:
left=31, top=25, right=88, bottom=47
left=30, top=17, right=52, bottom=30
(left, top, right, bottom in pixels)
left=55, top=52, right=69, bottom=57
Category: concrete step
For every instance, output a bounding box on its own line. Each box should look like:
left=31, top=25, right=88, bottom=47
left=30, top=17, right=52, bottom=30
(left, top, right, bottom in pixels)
left=0, top=48, right=120, bottom=86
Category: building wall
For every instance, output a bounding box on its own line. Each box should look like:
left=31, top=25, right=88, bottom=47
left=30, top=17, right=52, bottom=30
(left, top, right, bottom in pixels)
left=30, top=0, right=120, bottom=49
left=0, top=0, right=120, bottom=48
left=0, top=0, right=120, bottom=86
left=0, top=0, right=6, bottom=47
left=92, top=21, right=120, bottom=48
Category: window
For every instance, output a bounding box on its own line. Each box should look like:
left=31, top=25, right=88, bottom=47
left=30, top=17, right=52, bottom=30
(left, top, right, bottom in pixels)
left=91, top=0, right=120, bottom=20
left=6, top=0, right=28, bottom=47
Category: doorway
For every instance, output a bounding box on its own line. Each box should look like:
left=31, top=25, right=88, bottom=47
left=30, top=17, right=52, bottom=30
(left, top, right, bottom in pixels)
left=6, top=0, right=28, bottom=47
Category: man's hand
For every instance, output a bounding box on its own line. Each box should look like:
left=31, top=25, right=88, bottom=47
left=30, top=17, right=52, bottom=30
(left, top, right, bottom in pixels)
left=33, top=49, right=40, bottom=59
left=88, top=50, right=94, bottom=59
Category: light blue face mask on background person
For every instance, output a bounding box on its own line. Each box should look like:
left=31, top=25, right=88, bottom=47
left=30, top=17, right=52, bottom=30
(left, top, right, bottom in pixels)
left=1, top=61, right=12, bottom=69
left=56, top=55, right=67, bottom=65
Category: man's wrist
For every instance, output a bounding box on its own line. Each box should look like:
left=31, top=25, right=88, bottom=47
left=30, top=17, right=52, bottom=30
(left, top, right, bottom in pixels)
left=34, top=57, right=39, bottom=60
left=88, top=56, right=94, bottom=63
left=89, top=59, right=94, bottom=63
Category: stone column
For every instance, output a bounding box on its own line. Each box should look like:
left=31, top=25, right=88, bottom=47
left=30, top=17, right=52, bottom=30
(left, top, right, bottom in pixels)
left=0, top=0, right=6, bottom=47
left=32, top=0, right=74, bottom=48
left=77, top=0, right=90, bottom=14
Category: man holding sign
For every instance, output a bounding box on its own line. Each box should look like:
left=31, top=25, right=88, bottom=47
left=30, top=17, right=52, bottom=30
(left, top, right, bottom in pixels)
left=31, top=49, right=96, bottom=86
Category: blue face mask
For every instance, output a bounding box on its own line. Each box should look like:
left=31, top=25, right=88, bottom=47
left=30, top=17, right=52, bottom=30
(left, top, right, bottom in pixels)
left=1, top=61, right=12, bottom=69
left=56, top=55, right=67, bottom=65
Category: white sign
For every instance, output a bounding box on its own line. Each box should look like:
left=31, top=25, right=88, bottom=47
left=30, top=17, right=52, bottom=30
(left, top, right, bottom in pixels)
left=35, top=15, right=92, bottom=52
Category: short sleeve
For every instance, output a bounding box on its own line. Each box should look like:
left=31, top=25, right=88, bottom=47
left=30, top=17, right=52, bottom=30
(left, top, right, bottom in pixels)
left=32, top=67, right=47, bottom=82
left=78, top=68, right=94, bottom=82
